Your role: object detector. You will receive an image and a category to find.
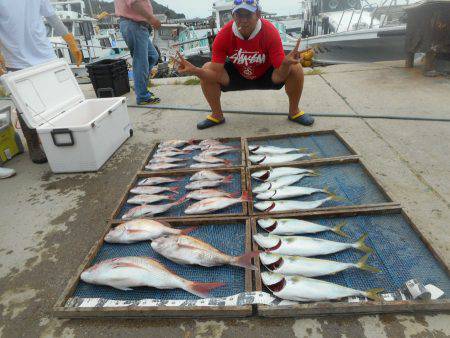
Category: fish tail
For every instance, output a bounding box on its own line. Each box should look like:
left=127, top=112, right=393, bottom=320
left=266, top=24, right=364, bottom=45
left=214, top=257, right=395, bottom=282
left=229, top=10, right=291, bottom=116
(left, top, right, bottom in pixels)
left=329, top=192, right=345, bottom=202
left=169, top=186, right=179, bottom=192
left=365, top=288, right=384, bottom=301
left=229, top=191, right=240, bottom=198
left=223, top=175, right=233, bottom=183
left=309, top=152, right=318, bottom=159
left=180, top=226, right=198, bottom=235
left=309, top=171, right=320, bottom=176
left=332, top=221, right=349, bottom=238
left=176, top=196, right=188, bottom=205
left=298, top=147, right=308, bottom=152
left=241, top=191, right=252, bottom=202
left=187, top=281, right=225, bottom=298
left=232, top=251, right=260, bottom=270
left=168, top=194, right=177, bottom=200
left=355, top=234, right=373, bottom=254
left=356, top=254, right=380, bottom=273
left=224, top=159, right=232, bottom=166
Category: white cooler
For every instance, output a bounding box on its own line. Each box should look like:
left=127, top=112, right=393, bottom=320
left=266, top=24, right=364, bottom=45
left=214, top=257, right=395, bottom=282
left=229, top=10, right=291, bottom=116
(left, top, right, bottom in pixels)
left=1, top=59, right=132, bottom=173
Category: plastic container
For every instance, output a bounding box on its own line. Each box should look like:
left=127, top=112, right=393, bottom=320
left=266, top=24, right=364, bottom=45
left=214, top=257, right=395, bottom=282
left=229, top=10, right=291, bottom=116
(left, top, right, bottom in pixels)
left=0, top=106, right=24, bottom=162
left=1, top=59, right=132, bottom=173
left=86, top=59, right=130, bottom=98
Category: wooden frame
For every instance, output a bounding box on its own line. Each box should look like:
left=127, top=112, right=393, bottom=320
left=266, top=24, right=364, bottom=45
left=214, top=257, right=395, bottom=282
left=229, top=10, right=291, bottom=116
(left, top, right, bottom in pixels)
left=246, top=157, right=399, bottom=216
left=54, top=217, right=254, bottom=318
left=141, top=137, right=246, bottom=172
left=251, top=206, right=450, bottom=317
left=244, top=130, right=358, bottom=167
left=110, top=167, right=248, bottom=221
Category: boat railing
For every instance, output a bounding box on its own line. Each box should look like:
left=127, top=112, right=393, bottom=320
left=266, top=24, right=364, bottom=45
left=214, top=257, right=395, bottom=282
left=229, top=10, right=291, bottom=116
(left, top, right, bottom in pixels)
left=336, top=3, right=380, bottom=33
left=336, top=8, right=355, bottom=33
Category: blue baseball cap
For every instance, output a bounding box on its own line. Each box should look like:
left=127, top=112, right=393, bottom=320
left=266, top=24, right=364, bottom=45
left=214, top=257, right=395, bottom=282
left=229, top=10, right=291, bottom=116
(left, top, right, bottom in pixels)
left=232, top=0, right=260, bottom=14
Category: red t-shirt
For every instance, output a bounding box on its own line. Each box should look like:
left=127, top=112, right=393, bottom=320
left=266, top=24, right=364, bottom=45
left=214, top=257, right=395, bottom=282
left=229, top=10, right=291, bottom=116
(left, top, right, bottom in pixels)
left=212, top=18, right=285, bottom=80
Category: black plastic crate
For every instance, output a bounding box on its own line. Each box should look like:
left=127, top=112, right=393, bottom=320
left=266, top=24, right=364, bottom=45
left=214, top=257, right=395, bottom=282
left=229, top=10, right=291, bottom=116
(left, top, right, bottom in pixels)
left=86, top=59, right=130, bottom=98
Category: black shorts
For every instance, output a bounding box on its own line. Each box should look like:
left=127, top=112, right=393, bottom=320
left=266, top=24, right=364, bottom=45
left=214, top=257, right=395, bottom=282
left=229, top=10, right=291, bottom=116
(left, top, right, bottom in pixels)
left=221, top=61, right=285, bottom=92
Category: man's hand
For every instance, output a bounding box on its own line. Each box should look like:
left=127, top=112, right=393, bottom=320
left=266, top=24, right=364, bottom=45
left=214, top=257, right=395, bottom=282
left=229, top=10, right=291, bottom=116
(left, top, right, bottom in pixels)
left=150, top=16, right=161, bottom=29
left=173, top=52, right=197, bottom=74
left=282, top=38, right=303, bottom=66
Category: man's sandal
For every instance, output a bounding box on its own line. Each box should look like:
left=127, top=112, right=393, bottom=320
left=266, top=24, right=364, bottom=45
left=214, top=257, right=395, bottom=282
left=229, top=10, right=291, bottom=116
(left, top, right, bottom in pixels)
left=197, top=115, right=226, bottom=130
left=288, top=111, right=315, bottom=126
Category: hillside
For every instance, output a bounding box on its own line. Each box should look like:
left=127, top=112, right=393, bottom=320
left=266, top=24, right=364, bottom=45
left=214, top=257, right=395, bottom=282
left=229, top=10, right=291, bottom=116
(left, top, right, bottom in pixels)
left=84, top=0, right=185, bottom=19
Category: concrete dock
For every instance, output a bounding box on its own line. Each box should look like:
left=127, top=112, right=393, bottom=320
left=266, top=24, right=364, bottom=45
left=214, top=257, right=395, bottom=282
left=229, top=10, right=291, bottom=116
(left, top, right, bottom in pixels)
left=0, top=61, right=449, bottom=337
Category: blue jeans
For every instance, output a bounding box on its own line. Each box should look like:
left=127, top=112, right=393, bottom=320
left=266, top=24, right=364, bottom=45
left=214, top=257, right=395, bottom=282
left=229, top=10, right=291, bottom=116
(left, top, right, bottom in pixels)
left=119, top=18, right=159, bottom=104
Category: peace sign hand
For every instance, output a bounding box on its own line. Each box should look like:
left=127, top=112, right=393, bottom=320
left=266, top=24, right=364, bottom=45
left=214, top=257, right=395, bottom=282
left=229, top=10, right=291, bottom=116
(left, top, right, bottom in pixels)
left=282, top=38, right=303, bottom=66
left=172, top=51, right=197, bottom=74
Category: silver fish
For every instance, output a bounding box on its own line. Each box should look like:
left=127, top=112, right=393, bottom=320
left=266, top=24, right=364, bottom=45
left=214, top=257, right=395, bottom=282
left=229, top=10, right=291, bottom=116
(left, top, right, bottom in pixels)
left=154, top=151, right=188, bottom=157
left=201, top=145, right=235, bottom=151
left=145, top=163, right=184, bottom=171
left=127, top=194, right=176, bottom=205
left=156, top=146, right=187, bottom=153
left=151, top=234, right=258, bottom=269
left=190, top=163, right=224, bottom=169
left=149, top=157, right=187, bottom=164
left=249, top=145, right=308, bottom=155
left=138, top=177, right=182, bottom=186
left=130, top=186, right=178, bottom=195
left=186, top=189, right=237, bottom=200
left=183, top=144, right=202, bottom=151
left=159, top=140, right=191, bottom=148
left=199, top=139, right=222, bottom=147
left=121, top=198, right=186, bottom=219
left=190, top=170, right=225, bottom=182
left=252, top=174, right=315, bottom=193
left=256, top=186, right=331, bottom=200
left=81, top=256, right=224, bottom=297
left=193, top=154, right=231, bottom=165
left=253, top=233, right=373, bottom=256
left=257, top=218, right=349, bottom=237
left=261, top=272, right=383, bottom=302
left=254, top=196, right=337, bottom=212
left=104, top=219, right=196, bottom=243
left=249, top=154, right=315, bottom=165
left=259, top=253, right=379, bottom=277
left=185, top=176, right=232, bottom=190
left=185, top=192, right=248, bottom=214
left=252, top=167, right=316, bottom=181
left=200, top=149, right=237, bottom=156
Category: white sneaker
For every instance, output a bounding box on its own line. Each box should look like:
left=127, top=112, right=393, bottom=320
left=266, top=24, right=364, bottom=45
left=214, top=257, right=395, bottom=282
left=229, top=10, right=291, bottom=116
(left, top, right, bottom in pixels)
left=0, top=167, right=16, bottom=179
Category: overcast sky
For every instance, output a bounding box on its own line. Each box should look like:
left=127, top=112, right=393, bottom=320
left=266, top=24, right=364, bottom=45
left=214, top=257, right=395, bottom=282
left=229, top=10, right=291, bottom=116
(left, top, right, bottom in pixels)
left=107, top=0, right=303, bottom=19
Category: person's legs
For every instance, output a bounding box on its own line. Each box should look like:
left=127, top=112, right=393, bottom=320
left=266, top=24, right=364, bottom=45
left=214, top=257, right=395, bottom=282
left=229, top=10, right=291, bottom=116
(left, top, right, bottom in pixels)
left=200, top=62, right=229, bottom=120
left=145, top=39, right=161, bottom=102
left=284, top=64, right=304, bottom=117
left=120, top=19, right=151, bottom=104
left=277, top=64, right=314, bottom=126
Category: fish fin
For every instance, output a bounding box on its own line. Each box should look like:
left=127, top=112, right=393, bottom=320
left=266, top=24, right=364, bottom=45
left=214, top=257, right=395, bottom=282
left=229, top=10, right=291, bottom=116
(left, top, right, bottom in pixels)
left=356, top=254, right=380, bottom=273
left=223, top=175, right=233, bottom=183
left=158, top=220, right=173, bottom=228
left=355, top=234, right=373, bottom=254
left=169, top=186, right=179, bottom=192
left=241, top=191, right=252, bottom=202
left=332, top=222, right=349, bottom=238
left=309, top=152, right=318, bottom=159
left=175, top=196, right=188, bottom=205
left=232, top=251, right=260, bottom=270
left=115, top=286, right=134, bottom=291
left=365, top=288, right=384, bottom=301
left=329, top=192, right=345, bottom=202
left=298, top=147, right=308, bottom=152
left=188, top=281, right=226, bottom=298
left=180, top=226, right=198, bottom=235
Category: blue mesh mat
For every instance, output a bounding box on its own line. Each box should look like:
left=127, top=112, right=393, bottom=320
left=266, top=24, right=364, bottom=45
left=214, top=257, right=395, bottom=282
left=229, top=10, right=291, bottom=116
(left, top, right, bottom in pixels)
left=256, top=213, right=450, bottom=296
left=116, top=172, right=243, bottom=219
left=145, top=140, right=242, bottom=170
left=74, top=223, right=247, bottom=300
left=251, top=162, right=389, bottom=211
left=248, top=133, right=353, bottom=160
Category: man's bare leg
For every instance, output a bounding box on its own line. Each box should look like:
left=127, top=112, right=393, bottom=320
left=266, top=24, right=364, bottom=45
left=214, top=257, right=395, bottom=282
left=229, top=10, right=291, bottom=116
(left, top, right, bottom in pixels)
left=284, top=64, right=304, bottom=117
left=200, top=62, right=229, bottom=120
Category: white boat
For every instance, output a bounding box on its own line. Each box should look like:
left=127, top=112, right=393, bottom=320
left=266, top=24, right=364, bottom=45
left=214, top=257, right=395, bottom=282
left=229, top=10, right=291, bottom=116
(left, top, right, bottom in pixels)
left=47, top=1, right=130, bottom=76
left=290, top=0, right=418, bottom=64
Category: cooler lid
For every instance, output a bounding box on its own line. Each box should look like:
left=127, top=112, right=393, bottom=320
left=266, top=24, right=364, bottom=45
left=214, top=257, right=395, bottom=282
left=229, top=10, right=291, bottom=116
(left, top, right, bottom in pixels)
left=0, top=59, right=85, bottom=128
